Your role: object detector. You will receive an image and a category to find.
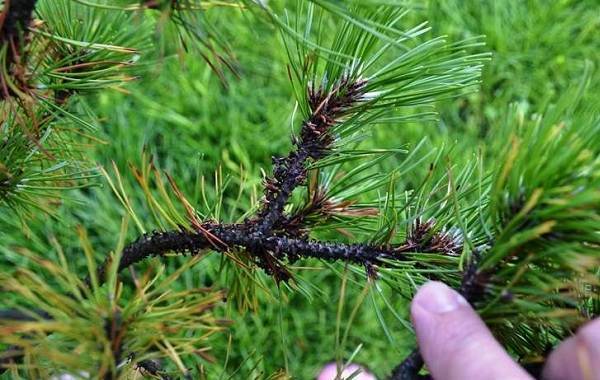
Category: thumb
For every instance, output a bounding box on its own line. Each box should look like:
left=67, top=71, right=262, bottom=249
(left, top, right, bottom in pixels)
left=411, top=281, right=532, bottom=380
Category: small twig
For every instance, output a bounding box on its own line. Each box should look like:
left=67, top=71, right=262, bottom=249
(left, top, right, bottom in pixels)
left=103, top=309, right=124, bottom=380
left=254, top=76, right=367, bottom=235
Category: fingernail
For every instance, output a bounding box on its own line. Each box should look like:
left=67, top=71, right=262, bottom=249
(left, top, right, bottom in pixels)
left=415, top=281, right=468, bottom=314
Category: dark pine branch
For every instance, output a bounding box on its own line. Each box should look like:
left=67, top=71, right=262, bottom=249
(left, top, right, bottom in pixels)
left=98, top=217, right=466, bottom=284
left=389, top=348, right=429, bottom=380
left=254, top=76, right=368, bottom=234
left=94, top=222, right=408, bottom=285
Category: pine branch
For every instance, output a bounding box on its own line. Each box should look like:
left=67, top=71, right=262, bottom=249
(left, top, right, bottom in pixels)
left=94, top=221, right=411, bottom=286
left=93, top=210, right=468, bottom=287
left=80, top=75, right=381, bottom=284
left=254, top=76, right=368, bottom=234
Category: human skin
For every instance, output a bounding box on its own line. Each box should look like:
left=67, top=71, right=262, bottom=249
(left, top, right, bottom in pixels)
left=412, top=281, right=600, bottom=380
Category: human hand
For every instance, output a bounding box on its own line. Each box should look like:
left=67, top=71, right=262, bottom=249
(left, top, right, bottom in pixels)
left=412, top=281, right=600, bottom=380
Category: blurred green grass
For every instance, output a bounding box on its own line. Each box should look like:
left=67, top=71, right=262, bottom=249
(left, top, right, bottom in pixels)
left=1, top=0, right=598, bottom=378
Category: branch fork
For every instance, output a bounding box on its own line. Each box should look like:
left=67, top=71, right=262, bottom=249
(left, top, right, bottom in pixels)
left=97, top=76, right=463, bottom=285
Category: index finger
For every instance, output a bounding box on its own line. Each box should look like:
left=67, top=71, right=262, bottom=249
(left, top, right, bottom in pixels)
left=411, top=282, right=532, bottom=380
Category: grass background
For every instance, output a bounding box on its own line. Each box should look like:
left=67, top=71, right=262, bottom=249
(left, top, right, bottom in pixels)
left=1, top=0, right=599, bottom=378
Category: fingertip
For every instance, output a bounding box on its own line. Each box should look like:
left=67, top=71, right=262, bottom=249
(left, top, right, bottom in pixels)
left=412, top=281, right=468, bottom=316
left=411, top=281, right=531, bottom=380
left=543, top=318, right=600, bottom=380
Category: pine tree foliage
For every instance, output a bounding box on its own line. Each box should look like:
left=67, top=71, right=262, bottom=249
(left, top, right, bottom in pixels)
left=0, top=0, right=237, bottom=218
left=1, top=239, right=227, bottom=379
left=2, top=0, right=136, bottom=217
left=1, top=1, right=599, bottom=379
